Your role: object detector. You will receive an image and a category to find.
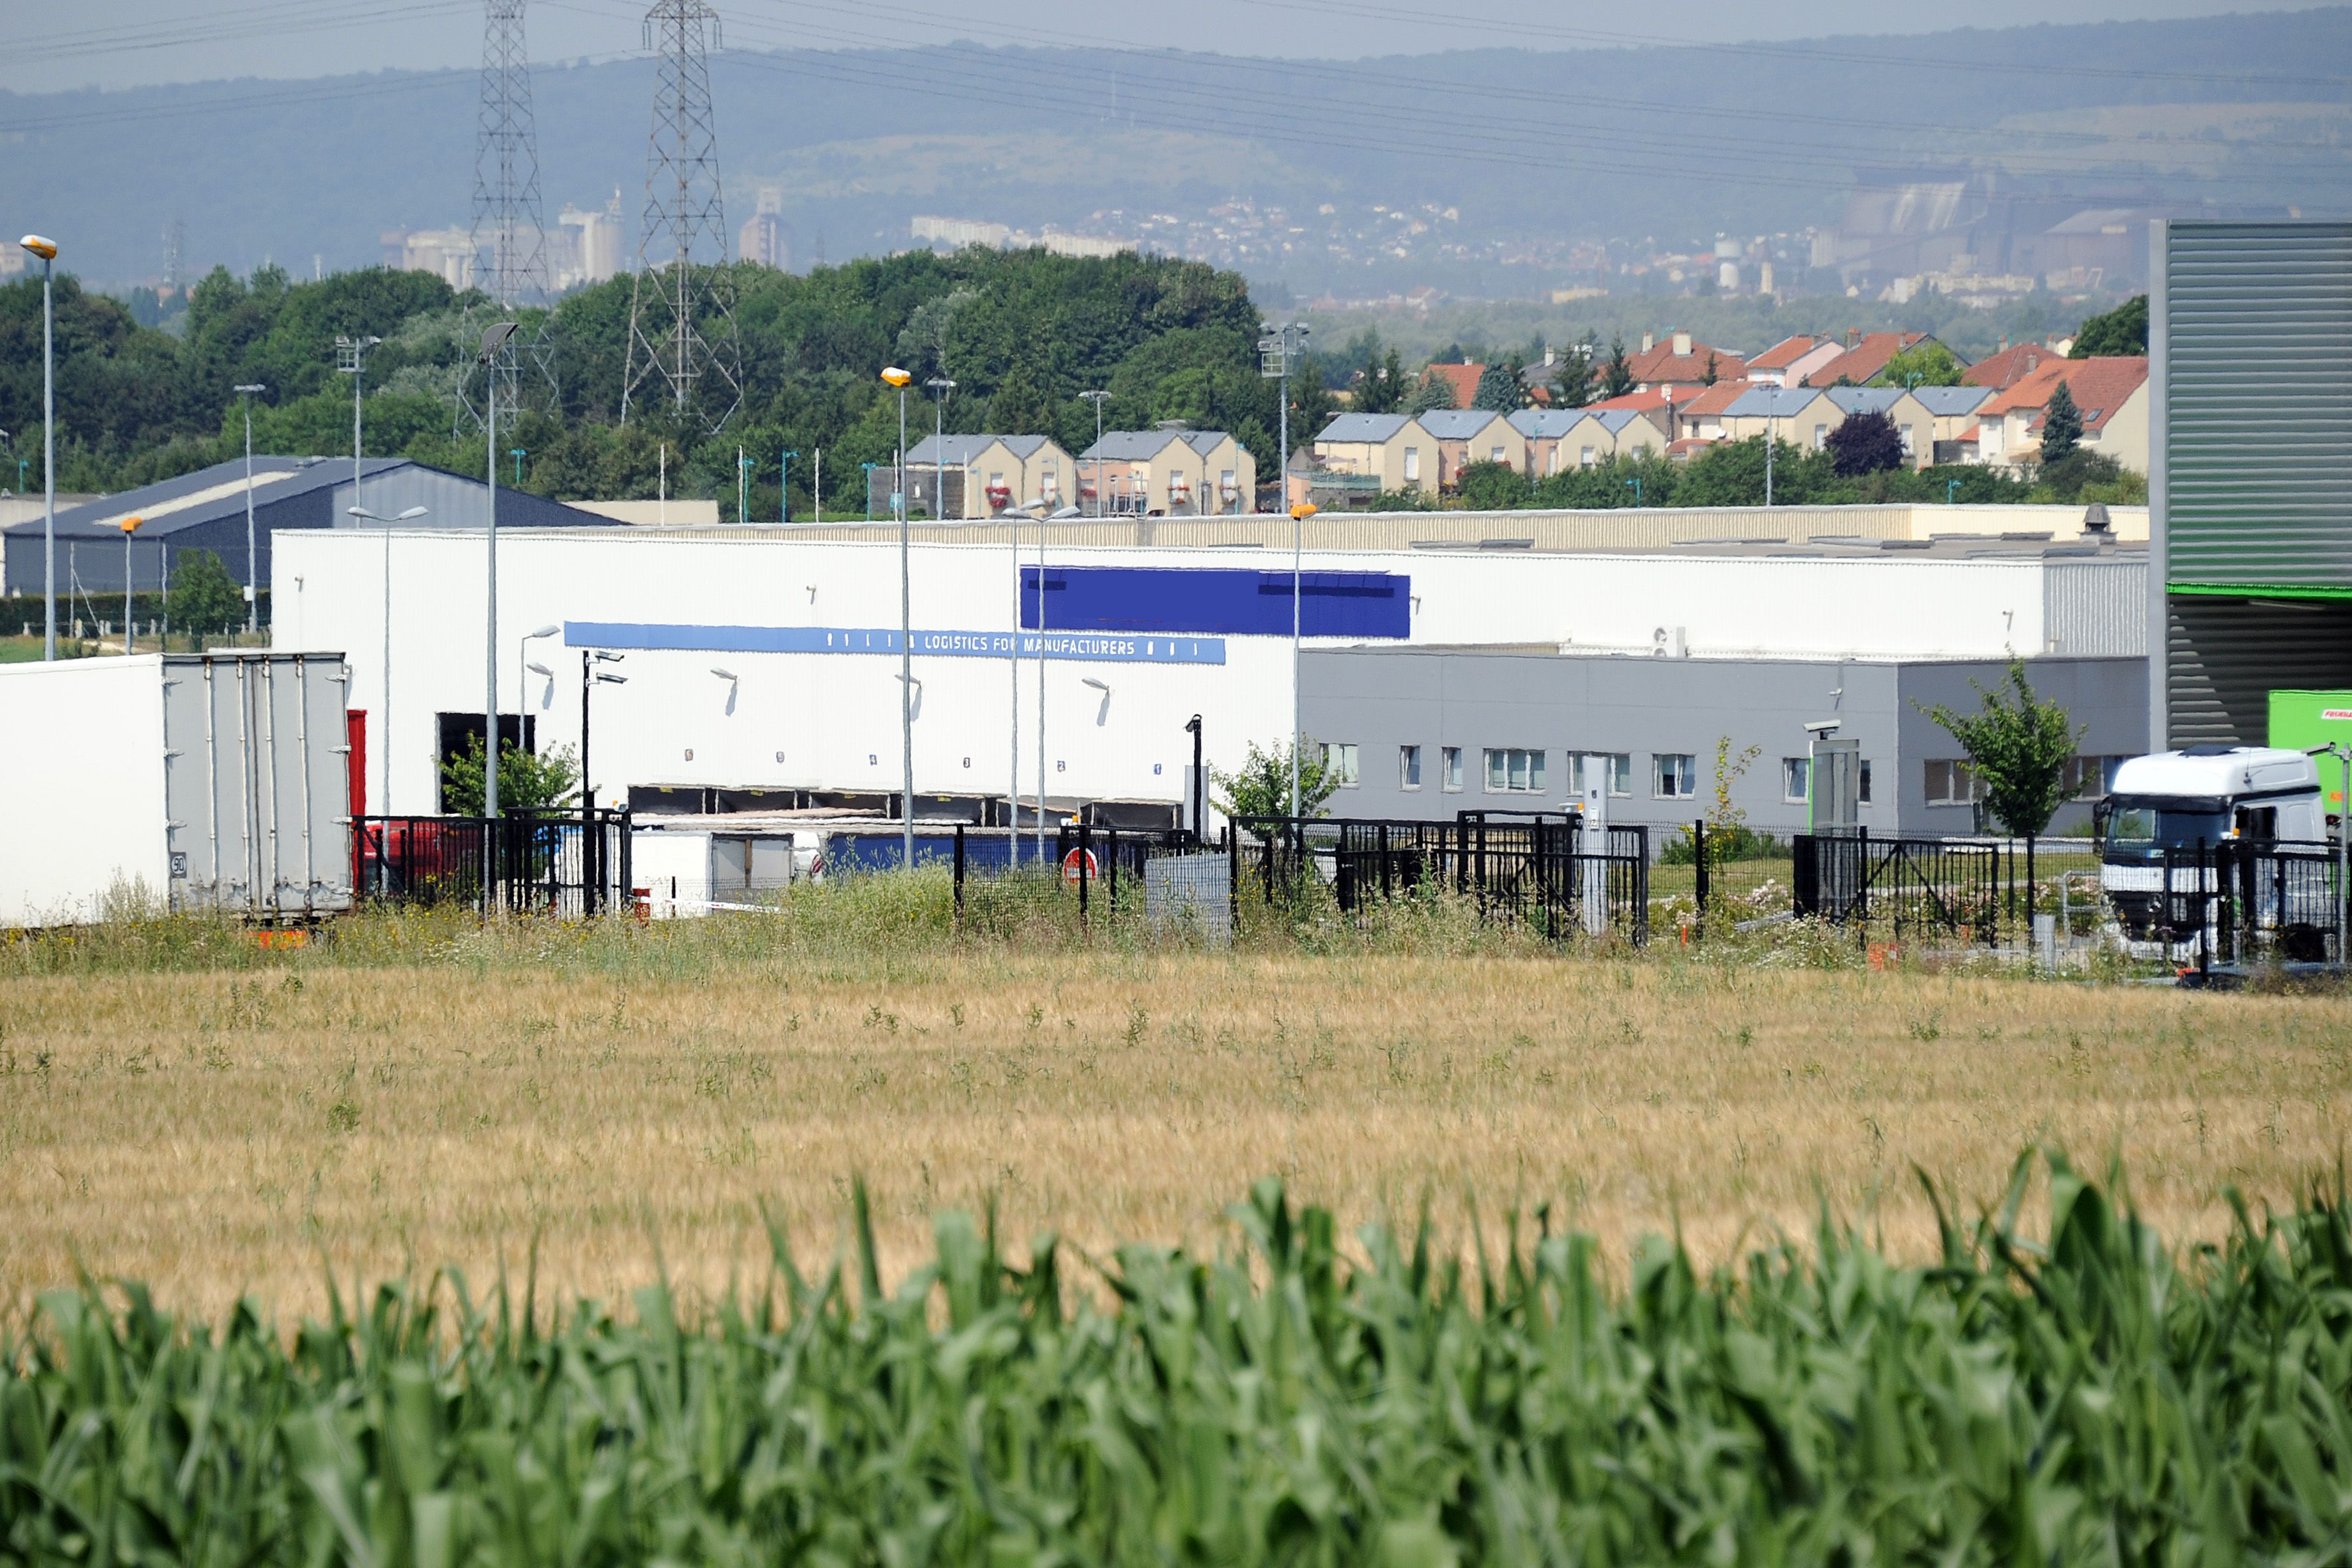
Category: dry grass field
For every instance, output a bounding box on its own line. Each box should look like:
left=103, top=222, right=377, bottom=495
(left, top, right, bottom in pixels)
left=3, top=888, right=2350, bottom=1323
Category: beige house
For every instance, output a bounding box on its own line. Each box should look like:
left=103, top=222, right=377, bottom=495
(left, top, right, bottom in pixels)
left=1077, top=428, right=1257, bottom=516
left=1311, top=413, right=1435, bottom=497
left=1417, top=408, right=1522, bottom=488
left=903, top=433, right=1076, bottom=518
left=1899, top=386, right=1995, bottom=467
left=1974, top=357, right=2150, bottom=473
left=1549, top=408, right=1668, bottom=467
left=1718, top=386, right=1841, bottom=449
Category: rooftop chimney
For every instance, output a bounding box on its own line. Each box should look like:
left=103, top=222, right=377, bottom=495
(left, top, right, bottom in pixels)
left=1672, top=331, right=1692, bottom=357
left=1641, top=332, right=1654, bottom=354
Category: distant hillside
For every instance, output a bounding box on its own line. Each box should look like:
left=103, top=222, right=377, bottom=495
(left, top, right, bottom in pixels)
left=3, top=7, right=2347, bottom=292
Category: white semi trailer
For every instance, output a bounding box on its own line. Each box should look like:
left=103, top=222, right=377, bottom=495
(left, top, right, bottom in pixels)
left=2096, top=745, right=2334, bottom=961
left=0, top=652, right=354, bottom=926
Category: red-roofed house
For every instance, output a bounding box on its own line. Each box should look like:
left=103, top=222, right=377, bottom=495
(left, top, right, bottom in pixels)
left=1627, top=331, right=1747, bottom=391
left=1801, top=331, right=1932, bottom=388
left=1747, top=335, right=1844, bottom=390
left=1418, top=362, right=1482, bottom=410
left=1675, top=379, right=1752, bottom=443
left=1585, top=384, right=1710, bottom=443
left=1962, top=341, right=2065, bottom=392
left=1976, top=356, right=2150, bottom=473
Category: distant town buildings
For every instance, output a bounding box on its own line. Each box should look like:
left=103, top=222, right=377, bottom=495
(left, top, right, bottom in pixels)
left=910, top=215, right=1138, bottom=259
left=739, top=187, right=792, bottom=272
left=379, top=190, right=627, bottom=297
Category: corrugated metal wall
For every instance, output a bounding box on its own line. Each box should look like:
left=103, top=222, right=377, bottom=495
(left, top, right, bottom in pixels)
left=2166, top=596, right=2352, bottom=745
left=2163, top=222, right=2352, bottom=590
left=632, top=502, right=2123, bottom=554
left=2043, top=558, right=2148, bottom=656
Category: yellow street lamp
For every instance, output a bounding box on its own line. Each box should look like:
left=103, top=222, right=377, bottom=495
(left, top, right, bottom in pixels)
left=882, top=365, right=915, bottom=866
left=118, top=515, right=142, bottom=654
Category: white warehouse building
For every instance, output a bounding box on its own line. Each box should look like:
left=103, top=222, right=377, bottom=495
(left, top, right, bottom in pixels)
left=272, top=525, right=2146, bottom=828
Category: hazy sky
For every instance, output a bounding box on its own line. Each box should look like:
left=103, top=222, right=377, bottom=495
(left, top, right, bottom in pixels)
left=4, top=0, right=2335, bottom=94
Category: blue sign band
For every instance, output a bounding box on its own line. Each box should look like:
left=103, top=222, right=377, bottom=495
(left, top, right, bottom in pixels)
left=566, top=621, right=1226, bottom=665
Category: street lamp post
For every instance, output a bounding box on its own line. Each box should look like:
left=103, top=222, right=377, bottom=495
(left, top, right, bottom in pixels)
left=1626, top=477, right=1642, bottom=505
left=1079, top=390, right=1109, bottom=518
left=476, top=322, right=520, bottom=828
left=926, top=378, right=955, bottom=520
left=1764, top=390, right=1776, bottom=509
left=738, top=447, right=752, bottom=526
left=510, top=449, right=526, bottom=484
left=883, top=366, right=915, bottom=867
left=119, top=516, right=141, bottom=653
left=234, top=384, right=266, bottom=632
left=20, top=235, right=58, bottom=659
left=349, top=504, right=429, bottom=819
left=1259, top=322, right=1309, bottom=819
left=335, top=333, right=382, bottom=518
left=860, top=462, right=878, bottom=523
left=779, top=449, right=798, bottom=524
left=580, top=650, right=626, bottom=915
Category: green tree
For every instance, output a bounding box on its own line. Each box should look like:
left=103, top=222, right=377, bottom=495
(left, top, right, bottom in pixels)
left=1212, top=738, right=1337, bottom=823
left=1402, top=372, right=1458, bottom=416
left=1826, top=410, right=1906, bottom=477
left=1917, top=661, right=2084, bottom=888
left=439, top=736, right=582, bottom=817
left=1873, top=341, right=1966, bottom=387
left=1350, top=349, right=1409, bottom=414
left=1455, top=459, right=1528, bottom=509
left=1470, top=361, right=1522, bottom=412
left=166, top=548, right=244, bottom=636
left=2070, top=295, right=2148, bottom=357
left=1669, top=737, right=1766, bottom=878
left=1548, top=339, right=1597, bottom=408
left=1597, top=335, right=1636, bottom=400
left=2040, top=382, right=2083, bottom=461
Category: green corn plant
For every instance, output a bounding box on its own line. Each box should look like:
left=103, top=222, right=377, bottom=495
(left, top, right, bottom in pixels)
left=6, top=1153, right=2352, bottom=1565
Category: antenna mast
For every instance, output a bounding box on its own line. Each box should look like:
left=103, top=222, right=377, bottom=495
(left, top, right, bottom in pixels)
left=621, top=0, right=740, bottom=431
left=466, top=0, right=559, bottom=429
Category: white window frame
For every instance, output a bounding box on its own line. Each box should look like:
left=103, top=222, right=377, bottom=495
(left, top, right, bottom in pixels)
left=1441, top=745, right=1463, bottom=791
left=1782, top=757, right=1809, bottom=803
left=1924, top=758, right=1982, bottom=806
left=1403, top=446, right=1421, bottom=482
left=1399, top=744, right=1423, bottom=790
left=1654, top=752, right=1697, bottom=800
left=1322, top=742, right=1360, bottom=787
left=1482, top=747, right=1547, bottom=794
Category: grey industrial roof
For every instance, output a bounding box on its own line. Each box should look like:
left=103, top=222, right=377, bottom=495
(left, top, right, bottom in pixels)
left=1415, top=408, right=1512, bottom=439
left=1908, top=385, right=1994, bottom=416
left=1316, top=413, right=1415, bottom=443
left=903, top=433, right=1059, bottom=465
left=0, top=455, right=615, bottom=546
left=0, top=457, right=406, bottom=543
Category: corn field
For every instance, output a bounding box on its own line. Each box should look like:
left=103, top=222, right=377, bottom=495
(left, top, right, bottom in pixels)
left=5, top=1153, right=2351, bottom=1564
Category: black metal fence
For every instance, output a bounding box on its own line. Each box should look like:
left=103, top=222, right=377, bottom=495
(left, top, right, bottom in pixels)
left=2106, top=838, right=2341, bottom=970
left=1792, top=832, right=2003, bottom=943
left=1233, top=813, right=1650, bottom=945
left=354, top=809, right=635, bottom=918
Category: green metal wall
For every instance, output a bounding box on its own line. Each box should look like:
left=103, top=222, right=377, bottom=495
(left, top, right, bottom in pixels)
left=2163, top=222, right=2352, bottom=595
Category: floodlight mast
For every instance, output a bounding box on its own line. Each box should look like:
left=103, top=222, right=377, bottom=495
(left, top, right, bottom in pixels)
left=1260, top=321, right=1308, bottom=820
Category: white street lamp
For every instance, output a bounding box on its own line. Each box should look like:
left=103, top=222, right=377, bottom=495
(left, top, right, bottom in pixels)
left=350, top=503, right=429, bottom=819
left=883, top=365, right=914, bottom=867
left=476, top=322, right=519, bottom=826
left=233, top=384, right=266, bottom=633
left=520, top=623, right=562, bottom=746
left=19, top=234, right=57, bottom=659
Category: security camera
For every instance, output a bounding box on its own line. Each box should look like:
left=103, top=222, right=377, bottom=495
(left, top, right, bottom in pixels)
left=1802, top=720, right=1841, bottom=737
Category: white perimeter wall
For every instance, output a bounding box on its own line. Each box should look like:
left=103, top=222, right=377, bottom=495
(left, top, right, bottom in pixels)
left=273, top=530, right=2141, bottom=817
left=0, top=656, right=167, bottom=924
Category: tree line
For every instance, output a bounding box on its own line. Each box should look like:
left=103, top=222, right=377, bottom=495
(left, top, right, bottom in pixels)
left=0, top=249, right=1334, bottom=518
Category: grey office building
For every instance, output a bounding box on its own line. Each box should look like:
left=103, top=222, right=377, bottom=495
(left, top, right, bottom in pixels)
left=1301, top=648, right=2146, bottom=840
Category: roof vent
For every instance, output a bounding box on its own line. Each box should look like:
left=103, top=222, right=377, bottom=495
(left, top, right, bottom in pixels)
left=2081, top=502, right=2112, bottom=536
left=2181, top=744, right=2242, bottom=757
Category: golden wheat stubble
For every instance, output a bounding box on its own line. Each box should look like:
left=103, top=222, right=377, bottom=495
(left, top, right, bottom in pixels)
left=2, top=945, right=2347, bottom=1321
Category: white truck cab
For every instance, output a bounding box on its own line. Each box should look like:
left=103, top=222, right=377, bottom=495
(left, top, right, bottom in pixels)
left=2097, top=745, right=2330, bottom=957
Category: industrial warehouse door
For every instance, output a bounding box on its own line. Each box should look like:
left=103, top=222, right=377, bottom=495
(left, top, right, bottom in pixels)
left=161, top=653, right=354, bottom=917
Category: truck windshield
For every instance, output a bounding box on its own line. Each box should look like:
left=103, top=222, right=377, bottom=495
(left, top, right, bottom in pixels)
left=2103, top=796, right=2231, bottom=848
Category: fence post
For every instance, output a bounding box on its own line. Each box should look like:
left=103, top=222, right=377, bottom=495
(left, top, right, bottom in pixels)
left=1226, top=823, right=1239, bottom=934
left=1106, top=824, right=1119, bottom=907
left=1078, top=821, right=1092, bottom=925
left=619, top=809, right=633, bottom=917
left=953, top=823, right=966, bottom=927
left=1693, top=818, right=1707, bottom=937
